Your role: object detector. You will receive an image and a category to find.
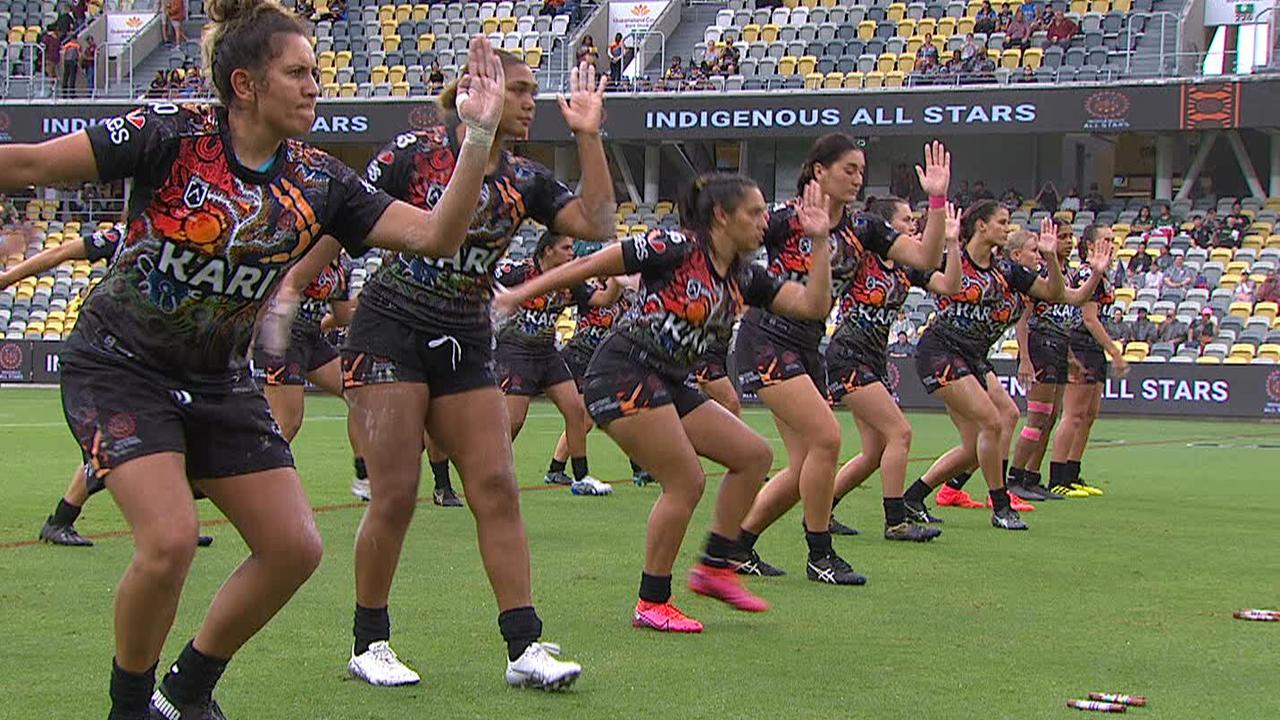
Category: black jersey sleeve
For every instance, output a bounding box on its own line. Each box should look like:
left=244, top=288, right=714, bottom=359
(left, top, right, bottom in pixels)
left=621, top=229, right=695, bottom=275
left=85, top=106, right=173, bottom=184
left=741, top=262, right=786, bottom=308
left=365, top=133, right=417, bottom=200
left=512, top=156, right=577, bottom=228
left=494, top=260, right=531, bottom=288
left=852, top=213, right=901, bottom=258
left=1003, top=259, right=1040, bottom=295
left=83, top=224, right=124, bottom=263
left=322, top=156, right=395, bottom=258
left=570, top=282, right=595, bottom=308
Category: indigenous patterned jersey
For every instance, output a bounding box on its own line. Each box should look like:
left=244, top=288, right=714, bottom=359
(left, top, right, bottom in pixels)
left=73, top=104, right=390, bottom=385
left=616, top=229, right=783, bottom=374
left=361, top=126, right=576, bottom=341
left=494, top=257, right=593, bottom=349
left=1068, top=264, right=1116, bottom=351
left=1028, top=264, right=1075, bottom=339
left=747, top=201, right=897, bottom=347
left=928, top=249, right=1038, bottom=358
left=83, top=224, right=125, bottom=263
left=832, top=219, right=924, bottom=354
left=293, top=258, right=350, bottom=335
left=566, top=281, right=634, bottom=355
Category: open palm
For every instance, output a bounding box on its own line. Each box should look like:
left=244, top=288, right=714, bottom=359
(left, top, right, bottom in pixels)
left=915, top=140, right=951, bottom=197
left=557, top=60, right=608, bottom=134
left=456, top=35, right=506, bottom=134
left=797, top=181, right=832, bottom=240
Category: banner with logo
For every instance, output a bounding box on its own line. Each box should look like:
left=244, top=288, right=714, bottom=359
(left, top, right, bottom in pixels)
left=0, top=340, right=32, bottom=382
left=105, top=13, right=156, bottom=58
left=1204, top=0, right=1267, bottom=25
left=608, top=1, right=669, bottom=44
left=0, top=77, right=1276, bottom=144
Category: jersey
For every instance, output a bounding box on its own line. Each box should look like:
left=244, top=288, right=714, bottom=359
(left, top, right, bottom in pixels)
left=83, top=224, right=125, bottom=263
left=1028, top=264, right=1074, bottom=339
left=927, top=249, right=1039, bottom=359
left=359, top=126, right=576, bottom=341
left=615, top=228, right=783, bottom=375
left=293, top=257, right=350, bottom=335
left=747, top=201, right=897, bottom=348
left=566, top=281, right=634, bottom=356
left=494, top=257, right=593, bottom=350
left=74, top=103, right=391, bottom=385
left=830, top=210, right=919, bottom=354
left=1068, top=264, right=1116, bottom=351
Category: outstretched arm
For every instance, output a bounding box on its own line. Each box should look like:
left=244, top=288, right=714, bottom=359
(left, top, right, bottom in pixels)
left=494, top=244, right=627, bottom=316
left=0, top=132, right=101, bottom=192
left=887, top=141, right=950, bottom=270
left=0, top=238, right=89, bottom=289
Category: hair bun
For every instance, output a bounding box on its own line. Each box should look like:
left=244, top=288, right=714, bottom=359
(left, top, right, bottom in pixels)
left=206, top=0, right=259, bottom=22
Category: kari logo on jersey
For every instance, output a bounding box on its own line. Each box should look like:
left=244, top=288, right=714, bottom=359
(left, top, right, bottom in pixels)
left=153, top=241, right=281, bottom=302
left=183, top=177, right=210, bottom=209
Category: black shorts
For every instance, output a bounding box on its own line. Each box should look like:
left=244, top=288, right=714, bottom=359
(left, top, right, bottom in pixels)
left=734, top=313, right=827, bottom=396
left=1069, top=344, right=1108, bottom=384
left=915, top=330, right=993, bottom=394
left=582, top=335, right=707, bottom=426
left=254, top=330, right=339, bottom=387
left=496, top=341, right=574, bottom=396
left=342, top=303, right=495, bottom=397
left=562, top=345, right=594, bottom=391
left=825, top=330, right=889, bottom=403
left=1027, top=330, right=1070, bottom=386
left=692, top=346, right=729, bottom=384
left=60, top=352, right=294, bottom=483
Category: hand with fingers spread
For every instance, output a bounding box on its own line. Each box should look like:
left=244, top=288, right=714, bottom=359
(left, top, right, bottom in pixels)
left=1088, top=238, right=1114, bottom=274
left=1036, top=216, right=1058, bottom=256
left=558, top=60, right=609, bottom=135
left=797, top=181, right=833, bottom=242
left=943, top=201, right=962, bottom=244
left=456, top=35, right=507, bottom=145
left=915, top=140, right=952, bottom=199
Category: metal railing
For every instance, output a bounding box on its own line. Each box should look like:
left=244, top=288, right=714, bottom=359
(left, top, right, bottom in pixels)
left=1123, top=11, right=1183, bottom=76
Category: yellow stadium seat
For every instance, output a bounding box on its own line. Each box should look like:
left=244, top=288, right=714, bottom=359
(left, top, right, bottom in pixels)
left=877, top=52, right=897, bottom=72
left=526, top=47, right=543, bottom=68
left=418, top=33, right=436, bottom=52
left=966, top=0, right=983, bottom=16
left=482, top=17, right=499, bottom=34
left=1114, top=287, right=1135, bottom=304
left=1255, top=302, right=1278, bottom=321
left=1209, top=247, right=1233, bottom=264
left=761, top=23, right=781, bottom=42
left=823, top=71, right=844, bottom=88
left=618, top=202, right=638, bottom=215
left=629, top=224, right=650, bottom=236
left=1000, top=339, right=1020, bottom=354
left=804, top=72, right=824, bottom=89
left=917, top=18, right=936, bottom=36
left=1267, top=235, right=1280, bottom=249
left=388, top=65, right=406, bottom=84
left=957, top=17, right=975, bottom=34
left=1242, top=235, right=1264, bottom=250
left=937, top=17, right=957, bottom=36
left=391, top=82, right=410, bottom=97
left=370, top=65, right=389, bottom=84
left=24, top=26, right=40, bottom=42
left=1226, top=260, right=1249, bottom=276
left=335, top=50, right=352, bottom=69
left=1228, top=301, right=1254, bottom=319
left=864, top=70, right=885, bottom=87
left=895, top=53, right=915, bottom=72
left=885, top=70, right=905, bottom=87
left=1071, top=0, right=1089, bottom=11
left=1001, top=48, right=1022, bottom=68
left=783, top=0, right=799, bottom=9
left=1224, top=355, right=1250, bottom=364
left=383, top=35, right=402, bottom=53
left=377, top=5, right=394, bottom=23
left=321, top=82, right=339, bottom=98
left=1196, top=355, right=1222, bottom=365
left=412, top=4, right=429, bottom=21
left=898, top=19, right=916, bottom=37
left=6, top=27, right=23, bottom=43
left=1124, top=341, right=1149, bottom=360
left=742, top=24, right=760, bottom=43
left=338, top=82, right=357, bottom=97
left=394, top=4, right=412, bottom=23
left=843, top=71, right=864, bottom=88
left=499, top=16, right=517, bottom=33
left=318, top=51, right=335, bottom=69
left=1230, top=343, right=1257, bottom=359
left=906, top=36, right=923, bottom=54
left=800, top=0, right=819, bottom=8
left=1090, top=0, right=1110, bottom=12
left=857, top=21, right=876, bottom=39
left=1258, top=343, right=1280, bottom=362
left=381, top=20, right=397, bottom=37
left=887, top=2, right=906, bottom=21
left=986, top=47, right=1001, bottom=62
left=1023, top=47, right=1043, bottom=69
left=798, top=55, right=817, bottom=75
left=1110, top=0, right=1130, bottom=9
left=778, top=55, right=798, bottom=75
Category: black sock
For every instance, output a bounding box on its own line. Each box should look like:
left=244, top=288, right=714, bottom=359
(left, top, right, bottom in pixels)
left=830, top=492, right=846, bottom=509
left=1001, top=460, right=1009, bottom=485
left=737, top=528, right=760, bottom=551
left=430, top=460, right=451, bottom=491
left=701, top=532, right=746, bottom=568
left=638, top=572, right=672, bottom=604
left=571, top=456, right=589, bottom=481
left=629, top=459, right=643, bottom=474
left=989, top=487, right=1011, bottom=512
left=497, top=606, right=542, bottom=661
left=883, top=496, right=906, bottom=526
left=1005, top=466, right=1024, bottom=488
left=1066, top=460, right=1081, bottom=484
left=548, top=458, right=567, bottom=474
left=804, top=527, right=833, bottom=561
left=945, top=472, right=972, bottom=490
left=353, top=457, right=367, bottom=480
left=108, top=659, right=156, bottom=720
left=159, top=641, right=228, bottom=707
left=50, top=498, right=82, bottom=527
left=904, top=478, right=934, bottom=503
left=353, top=604, right=390, bottom=656
left=1027, top=470, right=1043, bottom=487
left=1049, top=461, right=1066, bottom=487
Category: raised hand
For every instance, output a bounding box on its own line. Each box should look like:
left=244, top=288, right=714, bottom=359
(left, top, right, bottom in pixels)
left=915, top=140, right=951, bottom=198
left=1088, top=237, right=1114, bottom=274
left=1036, top=216, right=1057, bottom=256
left=456, top=35, right=506, bottom=136
left=557, top=59, right=608, bottom=135
left=797, top=180, right=832, bottom=241
left=490, top=283, right=519, bottom=322
left=944, top=201, right=961, bottom=243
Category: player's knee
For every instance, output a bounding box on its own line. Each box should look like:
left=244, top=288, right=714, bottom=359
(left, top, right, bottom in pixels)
left=722, top=393, right=742, bottom=417
left=462, top=467, right=520, bottom=515
left=137, top=525, right=199, bottom=581
left=738, top=435, right=774, bottom=479
left=369, top=477, right=420, bottom=524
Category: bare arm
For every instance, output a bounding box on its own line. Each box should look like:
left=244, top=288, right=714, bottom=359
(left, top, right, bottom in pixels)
left=886, top=141, right=951, bottom=270
left=587, top=275, right=623, bottom=307
left=281, top=235, right=344, bottom=298
left=494, top=244, right=627, bottom=315
left=550, top=62, right=616, bottom=241
left=1082, top=301, right=1127, bottom=370
left=0, top=132, right=102, bottom=192
left=322, top=299, right=356, bottom=331
left=0, top=239, right=89, bottom=289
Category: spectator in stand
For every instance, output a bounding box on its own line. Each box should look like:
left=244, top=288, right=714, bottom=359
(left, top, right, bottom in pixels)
left=1224, top=201, right=1250, bottom=244
left=998, top=2, right=1015, bottom=29
left=661, top=55, right=685, bottom=90
left=1233, top=276, right=1256, bottom=304
left=1140, top=265, right=1165, bottom=292
left=953, top=179, right=972, bottom=207
left=1189, top=308, right=1217, bottom=349
left=888, top=332, right=917, bottom=358
left=80, top=36, right=96, bottom=96
left=1156, top=313, right=1187, bottom=345
left=1005, top=11, right=1032, bottom=50
left=294, top=0, right=314, bottom=19
left=60, top=34, right=81, bottom=97
left=1154, top=203, right=1177, bottom=228
left=890, top=309, right=917, bottom=342
left=961, top=33, right=981, bottom=62
left=1164, top=253, right=1194, bottom=289
left=1130, top=307, right=1158, bottom=344
left=1154, top=243, right=1173, bottom=271
left=181, top=63, right=204, bottom=96
left=715, top=35, right=740, bottom=75
left=541, top=0, right=565, bottom=16
left=687, top=61, right=712, bottom=90
left=975, top=1, right=999, bottom=34
left=577, top=35, right=598, bottom=65
left=72, top=0, right=89, bottom=29
left=968, top=53, right=997, bottom=81
left=1016, top=65, right=1036, bottom=83
left=1001, top=185, right=1023, bottom=209
left=1257, top=270, right=1280, bottom=303
left=1110, top=254, right=1129, bottom=288
left=916, top=33, right=940, bottom=71
left=164, top=0, right=185, bottom=46
left=1195, top=209, right=1222, bottom=247
left=1128, top=239, right=1152, bottom=275
left=1044, top=10, right=1078, bottom=49
left=1060, top=186, right=1081, bottom=212
left=0, top=194, right=17, bottom=226
left=1020, top=0, right=1039, bottom=21
left=41, top=28, right=61, bottom=84
left=973, top=180, right=995, bottom=200
left=1104, top=307, right=1131, bottom=342
left=51, top=5, right=75, bottom=34
left=147, top=69, right=168, bottom=97
left=608, top=33, right=625, bottom=84
left=1131, top=205, right=1154, bottom=234
left=1034, top=181, right=1060, bottom=213
left=943, top=49, right=967, bottom=80
left=1084, top=182, right=1106, bottom=212
left=427, top=59, right=445, bottom=94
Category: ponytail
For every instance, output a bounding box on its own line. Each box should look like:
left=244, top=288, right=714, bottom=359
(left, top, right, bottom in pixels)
left=679, top=173, right=758, bottom=238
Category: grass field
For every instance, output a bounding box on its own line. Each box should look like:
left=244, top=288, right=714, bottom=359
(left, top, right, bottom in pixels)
left=2, top=386, right=1279, bottom=719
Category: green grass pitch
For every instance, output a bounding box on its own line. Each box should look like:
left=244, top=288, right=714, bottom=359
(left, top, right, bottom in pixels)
left=1, top=387, right=1278, bottom=719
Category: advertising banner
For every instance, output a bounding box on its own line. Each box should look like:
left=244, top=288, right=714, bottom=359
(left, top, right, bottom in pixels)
left=608, top=1, right=669, bottom=41
left=0, top=340, right=32, bottom=382
left=29, top=341, right=64, bottom=384
left=1204, top=0, right=1268, bottom=26
left=105, top=13, right=156, bottom=58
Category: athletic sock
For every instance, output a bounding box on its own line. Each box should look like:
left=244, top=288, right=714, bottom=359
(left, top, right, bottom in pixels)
left=804, top=527, right=833, bottom=561
left=737, top=528, right=760, bottom=552
left=571, top=456, right=589, bottom=481
left=547, top=458, right=567, bottom=474
left=638, top=572, right=672, bottom=604
left=883, top=497, right=906, bottom=526
left=629, top=459, right=643, bottom=474
left=497, top=606, right=542, bottom=661
left=353, top=457, right=368, bottom=481
left=1049, top=461, right=1067, bottom=487
left=904, top=478, right=934, bottom=503
left=830, top=491, right=846, bottom=509
left=1005, top=466, right=1025, bottom=489
left=430, top=460, right=451, bottom=491
left=353, top=604, right=390, bottom=656
left=1027, top=470, right=1043, bottom=488
left=944, top=472, right=972, bottom=490
left=1066, top=460, right=1082, bottom=484
left=50, top=498, right=82, bottom=527
left=108, top=659, right=156, bottom=720
left=701, top=532, right=746, bottom=568
left=159, top=641, right=228, bottom=707
left=989, top=487, right=1012, bottom=512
